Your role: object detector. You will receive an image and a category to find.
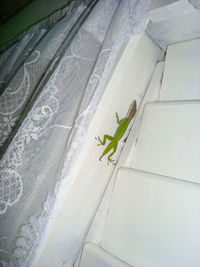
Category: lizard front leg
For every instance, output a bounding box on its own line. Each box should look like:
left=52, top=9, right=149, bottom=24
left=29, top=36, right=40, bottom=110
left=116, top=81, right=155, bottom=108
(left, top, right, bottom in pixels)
left=95, top=135, right=113, bottom=146
left=116, top=112, right=122, bottom=124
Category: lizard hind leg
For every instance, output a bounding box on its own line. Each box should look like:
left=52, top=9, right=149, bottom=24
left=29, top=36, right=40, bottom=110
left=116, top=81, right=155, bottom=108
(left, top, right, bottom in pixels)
left=107, top=143, right=117, bottom=165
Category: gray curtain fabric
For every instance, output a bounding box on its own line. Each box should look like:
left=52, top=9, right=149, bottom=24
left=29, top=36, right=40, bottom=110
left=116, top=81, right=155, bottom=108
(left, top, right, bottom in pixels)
left=189, top=0, right=200, bottom=9
left=0, top=0, right=151, bottom=266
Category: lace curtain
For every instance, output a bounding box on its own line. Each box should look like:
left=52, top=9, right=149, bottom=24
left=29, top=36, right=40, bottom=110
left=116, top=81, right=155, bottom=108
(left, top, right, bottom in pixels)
left=0, top=0, right=151, bottom=266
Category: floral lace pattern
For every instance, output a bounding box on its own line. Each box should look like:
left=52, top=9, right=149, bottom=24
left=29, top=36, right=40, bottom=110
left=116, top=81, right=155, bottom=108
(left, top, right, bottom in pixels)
left=0, top=84, right=59, bottom=215
left=0, top=116, right=17, bottom=146
left=0, top=2, right=85, bottom=150
left=0, top=169, right=22, bottom=215
left=0, top=1, right=90, bottom=264
left=0, top=51, right=40, bottom=147
left=0, top=46, right=61, bottom=214
left=0, top=0, right=86, bottom=216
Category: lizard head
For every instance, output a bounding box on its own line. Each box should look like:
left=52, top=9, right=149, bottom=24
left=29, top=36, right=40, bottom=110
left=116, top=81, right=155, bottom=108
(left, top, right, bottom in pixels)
left=127, top=100, right=137, bottom=119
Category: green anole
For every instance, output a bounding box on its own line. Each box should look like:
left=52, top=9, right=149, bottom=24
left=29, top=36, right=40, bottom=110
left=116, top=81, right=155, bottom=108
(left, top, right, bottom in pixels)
left=95, top=100, right=137, bottom=165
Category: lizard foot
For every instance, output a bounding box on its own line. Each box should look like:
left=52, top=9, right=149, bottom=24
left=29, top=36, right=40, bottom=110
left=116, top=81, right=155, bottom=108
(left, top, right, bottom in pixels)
left=107, top=158, right=116, bottom=166
left=95, top=136, right=103, bottom=146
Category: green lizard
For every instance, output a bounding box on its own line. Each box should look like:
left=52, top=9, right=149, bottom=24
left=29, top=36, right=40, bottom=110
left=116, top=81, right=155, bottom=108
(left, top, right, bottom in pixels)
left=95, top=100, right=137, bottom=165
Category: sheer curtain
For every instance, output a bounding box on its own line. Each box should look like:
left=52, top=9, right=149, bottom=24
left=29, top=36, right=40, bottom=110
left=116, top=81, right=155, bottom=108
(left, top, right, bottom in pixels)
left=189, top=0, right=200, bottom=9
left=0, top=0, right=150, bottom=266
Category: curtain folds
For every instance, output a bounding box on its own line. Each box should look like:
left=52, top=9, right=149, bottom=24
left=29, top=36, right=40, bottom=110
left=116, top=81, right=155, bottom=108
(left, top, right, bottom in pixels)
left=189, top=0, right=200, bottom=9
left=0, top=0, right=150, bottom=266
